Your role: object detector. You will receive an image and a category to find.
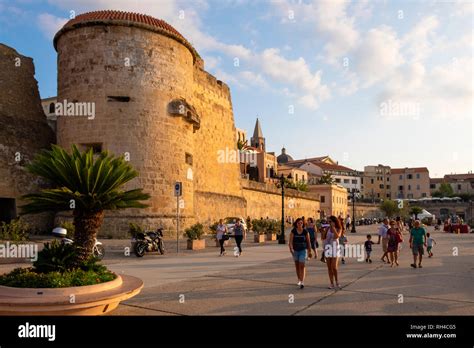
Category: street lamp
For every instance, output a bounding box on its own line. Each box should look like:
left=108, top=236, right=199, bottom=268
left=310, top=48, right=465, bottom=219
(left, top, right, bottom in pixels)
left=275, top=172, right=292, bottom=244
left=350, top=188, right=360, bottom=233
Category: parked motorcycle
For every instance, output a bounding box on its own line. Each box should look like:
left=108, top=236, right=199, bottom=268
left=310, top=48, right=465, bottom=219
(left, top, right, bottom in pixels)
left=52, top=227, right=105, bottom=260
left=132, top=228, right=165, bottom=257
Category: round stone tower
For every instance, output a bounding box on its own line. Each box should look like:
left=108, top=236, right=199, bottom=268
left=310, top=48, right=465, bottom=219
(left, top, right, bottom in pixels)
left=54, top=10, right=200, bottom=236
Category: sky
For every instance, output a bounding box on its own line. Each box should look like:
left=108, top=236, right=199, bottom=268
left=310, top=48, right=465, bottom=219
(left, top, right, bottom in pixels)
left=0, top=0, right=473, bottom=177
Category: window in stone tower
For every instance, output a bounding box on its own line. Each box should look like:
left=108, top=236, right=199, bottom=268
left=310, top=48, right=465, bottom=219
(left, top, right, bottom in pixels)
left=80, top=143, right=102, bottom=154
left=0, top=198, right=16, bottom=224
left=185, top=153, right=193, bottom=166
left=107, top=96, right=130, bottom=102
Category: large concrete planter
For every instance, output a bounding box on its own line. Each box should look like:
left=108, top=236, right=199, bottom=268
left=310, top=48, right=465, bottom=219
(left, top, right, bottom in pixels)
left=254, top=234, right=265, bottom=243
left=0, top=274, right=143, bottom=315
left=187, top=239, right=205, bottom=250
left=266, top=232, right=277, bottom=241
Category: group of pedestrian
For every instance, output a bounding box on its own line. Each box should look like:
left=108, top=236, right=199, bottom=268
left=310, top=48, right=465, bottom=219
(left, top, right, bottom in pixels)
left=289, top=215, right=345, bottom=290
left=289, top=214, right=437, bottom=290
left=215, top=218, right=246, bottom=257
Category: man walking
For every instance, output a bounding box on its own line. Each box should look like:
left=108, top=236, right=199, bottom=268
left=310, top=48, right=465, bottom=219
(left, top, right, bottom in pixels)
left=345, top=214, right=351, bottom=231
left=409, top=220, right=426, bottom=268
left=377, top=218, right=390, bottom=263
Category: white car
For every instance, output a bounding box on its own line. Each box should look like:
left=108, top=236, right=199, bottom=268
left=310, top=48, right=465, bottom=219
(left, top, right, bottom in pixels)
left=225, top=217, right=248, bottom=234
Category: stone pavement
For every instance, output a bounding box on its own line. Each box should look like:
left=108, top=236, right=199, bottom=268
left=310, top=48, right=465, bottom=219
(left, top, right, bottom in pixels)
left=107, top=226, right=474, bottom=315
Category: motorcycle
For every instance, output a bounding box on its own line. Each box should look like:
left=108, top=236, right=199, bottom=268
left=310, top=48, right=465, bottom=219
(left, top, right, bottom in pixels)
left=52, top=227, right=105, bottom=260
left=132, top=228, right=165, bottom=257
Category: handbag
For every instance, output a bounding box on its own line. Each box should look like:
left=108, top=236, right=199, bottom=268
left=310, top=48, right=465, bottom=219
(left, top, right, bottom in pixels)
left=222, top=233, right=230, bottom=241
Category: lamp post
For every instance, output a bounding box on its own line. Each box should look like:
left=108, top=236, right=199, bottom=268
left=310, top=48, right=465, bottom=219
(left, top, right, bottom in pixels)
left=350, top=188, right=359, bottom=233
left=276, top=173, right=292, bottom=244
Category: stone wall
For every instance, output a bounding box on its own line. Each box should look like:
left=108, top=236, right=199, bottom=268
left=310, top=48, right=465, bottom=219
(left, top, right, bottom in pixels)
left=55, top=25, right=197, bottom=233
left=352, top=202, right=383, bottom=219
left=52, top=17, right=320, bottom=238
left=242, top=180, right=320, bottom=221
left=0, top=44, right=55, bottom=232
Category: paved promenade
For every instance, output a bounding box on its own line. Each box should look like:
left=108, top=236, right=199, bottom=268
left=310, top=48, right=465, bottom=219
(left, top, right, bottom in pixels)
left=105, top=226, right=474, bottom=315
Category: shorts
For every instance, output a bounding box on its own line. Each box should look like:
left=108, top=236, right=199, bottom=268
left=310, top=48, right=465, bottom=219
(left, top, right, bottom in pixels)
left=293, top=249, right=307, bottom=263
left=310, top=239, right=319, bottom=250
left=412, top=243, right=424, bottom=256
left=427, top=246, right=432, bottom=253
left=365, top=250, right=372, bottom=258
left=382, top=237, right=389, bottom=252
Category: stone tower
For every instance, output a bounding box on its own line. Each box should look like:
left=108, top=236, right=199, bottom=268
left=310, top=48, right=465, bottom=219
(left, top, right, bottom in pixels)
left=250, top=117, right=265, bottom=152
left=53, top=10, right=245, bottom=236
left=0, top=44, right=55, bottom=231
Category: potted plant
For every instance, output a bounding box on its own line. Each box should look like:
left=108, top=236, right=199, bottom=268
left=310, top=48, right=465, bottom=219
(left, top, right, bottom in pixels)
left=185, top=223, right=206, bottom=250
left=0, top=145, right=149, bottom=315
left=266, top=219, right=278, bottom=241
left=251, top=219, right=266, bottom=243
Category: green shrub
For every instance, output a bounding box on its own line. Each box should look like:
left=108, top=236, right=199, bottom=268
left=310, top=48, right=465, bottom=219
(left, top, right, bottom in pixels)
left=251, top=219, right=267, bottom=235
left=184, top=223, right=205, bottom=240
left=59, top=220, right=75, bottom=238
left=208, top=221, right=219, bottom=240
left=267, top=220, right=282, bottom=234
left=0, top=218, right=30, bottom=241
left=33, top=240, right=78, bottom=273
left=0, top=267, right=116, bottom=288
left=128, top=222, right=144, bottom=238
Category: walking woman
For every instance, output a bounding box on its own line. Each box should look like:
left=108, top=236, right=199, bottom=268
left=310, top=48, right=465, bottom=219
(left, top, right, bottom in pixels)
left=387, top=220, right=403, bottom=267
left=216, top=219, right=228, bottom=256
left=325, top=215, right=343, bottom=289
left=289, top=218, right=312, bottom=289
left=233, top=219, right=246, bottom=257
left=307, top=217, right=318, bottom=260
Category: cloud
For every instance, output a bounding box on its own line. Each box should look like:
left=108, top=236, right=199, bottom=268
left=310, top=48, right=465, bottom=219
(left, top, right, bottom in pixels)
left=273, top=0, right=360, bottom=64
left=259, top=48, right=330, bottom=108
left=42, top=0, right=332, bottom=110
left=401, top=15, right=439, bottom=63
left=353, top=25, right=404, bottom=88
left=239, top=70, right=268, bottom=88
left=37, top=13, right=68, bottom=39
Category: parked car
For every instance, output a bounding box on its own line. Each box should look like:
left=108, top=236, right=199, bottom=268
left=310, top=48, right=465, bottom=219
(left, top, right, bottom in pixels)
left=225, top=217, right=248, bottom=234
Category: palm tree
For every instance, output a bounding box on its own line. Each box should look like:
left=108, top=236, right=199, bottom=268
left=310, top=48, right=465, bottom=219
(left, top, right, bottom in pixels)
left=409, top=206, right=423, bottom=220
left=21, top=145, right=150, bottom=262
left=317, top=173, right=334, bottom=185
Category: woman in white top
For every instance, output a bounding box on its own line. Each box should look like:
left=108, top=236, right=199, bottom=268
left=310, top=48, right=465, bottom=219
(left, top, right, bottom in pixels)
left=216, top=219, right=228, bottom=256
left=325, top=215, right=343, bottom=289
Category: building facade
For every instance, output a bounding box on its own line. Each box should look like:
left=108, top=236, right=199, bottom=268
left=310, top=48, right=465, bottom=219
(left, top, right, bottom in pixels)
left=390, top=167, right=430, bottom=199
left=278, top=153, right=362, bottom=192
left=308, top=184, right=348, bottom=218
left=277, top=165, right=308, bottom=184
left=430, top=173, right=474, bottom=196
left=361, top=164, right=392, bottom=201
left=0, top=44, right=55, bottom=231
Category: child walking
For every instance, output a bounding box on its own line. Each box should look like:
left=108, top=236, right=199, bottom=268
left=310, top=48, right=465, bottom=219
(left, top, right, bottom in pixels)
left=364, top=234, right=374, bottom=263
left=339, top=232, right=348, bottom=264
left=427, top=232, right=436, bottom=257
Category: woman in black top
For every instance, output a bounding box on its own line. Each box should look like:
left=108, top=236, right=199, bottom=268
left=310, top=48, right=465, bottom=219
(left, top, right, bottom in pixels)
left=289, top=218, right=312, bottom=289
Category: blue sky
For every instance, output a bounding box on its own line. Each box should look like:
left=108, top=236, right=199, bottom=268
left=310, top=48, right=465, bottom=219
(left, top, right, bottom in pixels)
left=0, top=0, right=472, bottom=177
